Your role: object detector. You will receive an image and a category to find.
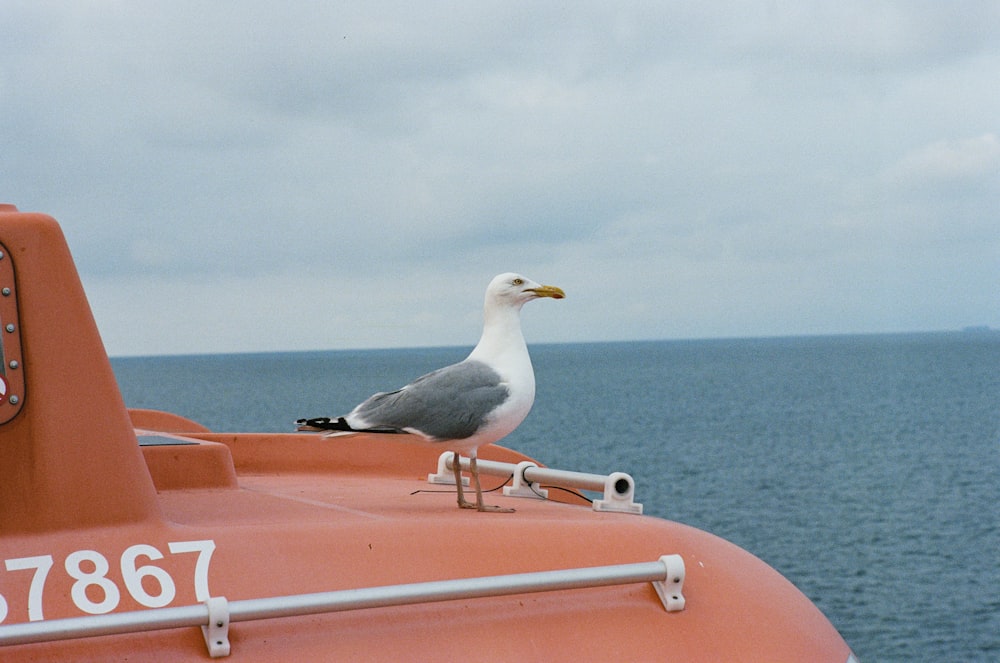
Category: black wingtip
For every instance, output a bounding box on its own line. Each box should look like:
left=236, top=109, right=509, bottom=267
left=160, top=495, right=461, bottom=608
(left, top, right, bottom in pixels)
left=295, top=416, right=355, bottom=432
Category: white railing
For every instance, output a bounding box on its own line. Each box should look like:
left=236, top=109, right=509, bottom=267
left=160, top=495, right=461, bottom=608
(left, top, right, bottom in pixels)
left=0, top=555, right=685, bottom=658
left=427, top=452, right=643, bottom=513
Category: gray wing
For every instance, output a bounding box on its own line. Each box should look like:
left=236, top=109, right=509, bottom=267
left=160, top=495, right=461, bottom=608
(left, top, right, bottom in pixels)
left=350, top=360, right=509, bottom=441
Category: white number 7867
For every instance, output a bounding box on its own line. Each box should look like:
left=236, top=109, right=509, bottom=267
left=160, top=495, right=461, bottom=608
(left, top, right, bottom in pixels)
left=0, top=539, right=216, bottom=623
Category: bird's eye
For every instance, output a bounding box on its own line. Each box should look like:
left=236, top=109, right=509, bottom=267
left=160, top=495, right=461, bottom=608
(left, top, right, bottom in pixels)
left=512, top=278, right=523, bottom=286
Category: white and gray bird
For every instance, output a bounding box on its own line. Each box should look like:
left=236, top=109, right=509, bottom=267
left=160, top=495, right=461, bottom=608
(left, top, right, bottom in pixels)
left=296, top=273, right=565, bottom=512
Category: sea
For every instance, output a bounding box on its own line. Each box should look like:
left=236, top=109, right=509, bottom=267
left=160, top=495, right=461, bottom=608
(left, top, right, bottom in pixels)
left=111, top=332, right=1000, bottom=662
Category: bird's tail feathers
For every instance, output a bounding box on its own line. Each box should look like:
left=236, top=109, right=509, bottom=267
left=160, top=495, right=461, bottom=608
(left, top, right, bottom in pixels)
left=295, top=416, right=355, bottom=433
left=295, top=416, right=406, bottom=436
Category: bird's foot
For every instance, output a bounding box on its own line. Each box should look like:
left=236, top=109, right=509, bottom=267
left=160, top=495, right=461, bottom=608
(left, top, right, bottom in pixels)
left=476, top=503, right=515, bottom=513
left=456, top=498, right=514, bottom=512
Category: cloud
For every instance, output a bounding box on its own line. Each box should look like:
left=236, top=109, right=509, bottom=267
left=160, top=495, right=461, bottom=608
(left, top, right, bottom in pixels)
left=3, top=2, right=999, bottom=354
left=886, top=133, right=1000, bottom=185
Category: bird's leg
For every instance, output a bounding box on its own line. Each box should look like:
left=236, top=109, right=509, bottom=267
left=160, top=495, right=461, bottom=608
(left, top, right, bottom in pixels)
left=452, top=452, right=477, bottom=509
left=470, top=454, right=515, bottom=513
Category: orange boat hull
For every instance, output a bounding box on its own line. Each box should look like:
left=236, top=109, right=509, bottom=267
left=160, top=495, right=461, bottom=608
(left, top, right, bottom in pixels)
left=0, top=205, right=855, bottom=661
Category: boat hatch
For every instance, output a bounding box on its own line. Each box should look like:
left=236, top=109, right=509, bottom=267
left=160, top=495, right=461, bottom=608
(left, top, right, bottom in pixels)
left=138, top=435, right=199, bottom=447
left=0, top=556, right=686, bottom=658
left=0, top=242, right=24, bottom=425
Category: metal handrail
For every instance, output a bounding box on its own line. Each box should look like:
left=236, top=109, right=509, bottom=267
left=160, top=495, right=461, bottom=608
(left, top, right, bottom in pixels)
left=428, top=452, right=644, bottom=513
left=0, top=555, right=685, bottom=658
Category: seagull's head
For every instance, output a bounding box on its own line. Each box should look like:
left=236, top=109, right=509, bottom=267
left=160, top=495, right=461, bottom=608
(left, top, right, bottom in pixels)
left=487, top=273, right=565, bottom=310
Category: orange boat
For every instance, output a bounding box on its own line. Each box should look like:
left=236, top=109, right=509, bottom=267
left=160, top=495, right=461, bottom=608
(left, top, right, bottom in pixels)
left=0, top=204, right=858, bottom=661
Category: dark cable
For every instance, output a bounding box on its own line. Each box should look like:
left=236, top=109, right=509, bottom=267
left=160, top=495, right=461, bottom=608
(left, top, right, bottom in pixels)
left=533, top=484, right=594, bottom=504
left=411, top=474, right=514, bottom=497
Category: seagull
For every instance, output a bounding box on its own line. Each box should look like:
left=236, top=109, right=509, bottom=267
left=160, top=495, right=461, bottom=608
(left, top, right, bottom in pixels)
left=296, top=273, right=565, bottom=512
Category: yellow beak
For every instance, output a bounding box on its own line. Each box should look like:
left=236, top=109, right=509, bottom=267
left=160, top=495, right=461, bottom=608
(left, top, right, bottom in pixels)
left=529, top=285, right=566, bottom=299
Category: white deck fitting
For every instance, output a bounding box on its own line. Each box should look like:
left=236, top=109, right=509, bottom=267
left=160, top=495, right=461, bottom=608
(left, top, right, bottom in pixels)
left=427, top=452, right=643, bottom=514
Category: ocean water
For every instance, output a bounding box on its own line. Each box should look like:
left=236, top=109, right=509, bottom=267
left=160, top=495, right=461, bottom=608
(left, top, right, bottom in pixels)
left=111, top=332, right=1000, bottom=661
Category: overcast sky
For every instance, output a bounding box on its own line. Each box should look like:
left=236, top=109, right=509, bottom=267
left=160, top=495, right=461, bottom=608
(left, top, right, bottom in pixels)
left=4, top=2, right=998, bottom=356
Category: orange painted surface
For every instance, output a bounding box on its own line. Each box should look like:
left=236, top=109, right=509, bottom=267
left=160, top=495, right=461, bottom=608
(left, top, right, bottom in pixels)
left=0, top=206, right=160, bottom=532
left=0, top=205, right=854, bottom=661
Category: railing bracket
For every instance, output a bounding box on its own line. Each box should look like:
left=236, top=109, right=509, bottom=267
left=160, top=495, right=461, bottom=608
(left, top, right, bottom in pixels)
left=503, top=461, right=547, bottom=499
left=652, top=555, right=686, bottom=612
left=202, top=596, right=230, bottom=658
